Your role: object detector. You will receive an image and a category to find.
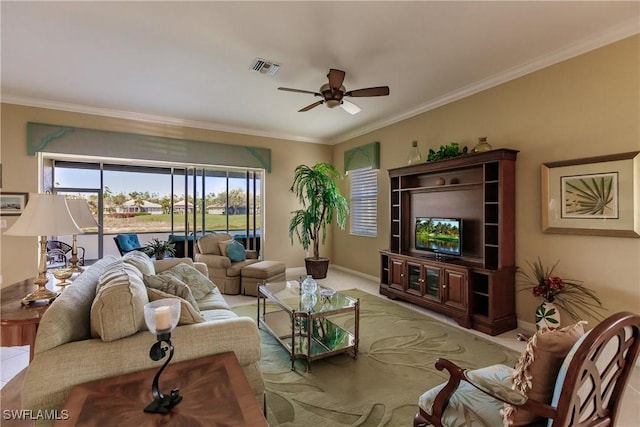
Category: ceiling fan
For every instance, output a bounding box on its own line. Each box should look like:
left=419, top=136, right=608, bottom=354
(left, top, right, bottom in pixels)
left=278, top=68, right=390, bottom=114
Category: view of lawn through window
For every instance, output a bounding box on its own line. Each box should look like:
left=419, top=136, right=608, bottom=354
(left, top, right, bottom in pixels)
left=53, top=160, right=263, bottom=240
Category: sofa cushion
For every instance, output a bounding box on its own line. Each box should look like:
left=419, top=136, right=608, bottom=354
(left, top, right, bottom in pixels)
left=502, top=321, right=586, bottom=425
left=122, top=250, right=155, bottom=276
left=91, top=261, right=149, bottom=342
left=196, top=289, right=231, bottom=311
left=201, top=308, right=239, bottom=322
left=147, top=288, right=205, bottom=325
left=35, top=256, right=119, bottom=353
left=143, top=273, right=199, bottom=311
left=158, top=262, right=216, bottom=300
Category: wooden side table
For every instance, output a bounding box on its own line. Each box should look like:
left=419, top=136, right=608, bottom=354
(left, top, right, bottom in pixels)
left=0, top=277, right=57, bottom=362
left=56, top=351, right=268, bottom=426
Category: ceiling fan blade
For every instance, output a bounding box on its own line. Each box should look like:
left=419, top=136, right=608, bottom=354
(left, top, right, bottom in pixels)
left=341, top=100, right=362, bottom=115
left=345, top=86, right=390, bottom=97
left=278, top=87, right=321, bottom=96
left=328, top=69, right=346, bottom=91
left=298, top=100, right=324, bottom=112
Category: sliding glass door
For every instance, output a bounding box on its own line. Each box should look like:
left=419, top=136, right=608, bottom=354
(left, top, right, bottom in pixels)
left=50, top=159, right=264, bottom=262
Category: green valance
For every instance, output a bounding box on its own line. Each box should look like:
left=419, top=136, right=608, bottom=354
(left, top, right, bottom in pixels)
left=344, top=141, right=380, bottom=174
left=27, top=122, right=271, bottom=172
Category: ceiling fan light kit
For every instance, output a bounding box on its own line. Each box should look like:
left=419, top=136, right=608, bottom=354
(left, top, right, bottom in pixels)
left=278, top=68, right=389, bottom=114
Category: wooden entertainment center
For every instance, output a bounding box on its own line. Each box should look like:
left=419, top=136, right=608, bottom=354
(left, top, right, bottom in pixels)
left=379, top=149, right=518, bottom=335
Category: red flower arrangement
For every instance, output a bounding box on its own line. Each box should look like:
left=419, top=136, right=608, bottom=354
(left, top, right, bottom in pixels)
left=532, top=276, right=565, bottom=302
left=517, top=257, right=606, bottom=322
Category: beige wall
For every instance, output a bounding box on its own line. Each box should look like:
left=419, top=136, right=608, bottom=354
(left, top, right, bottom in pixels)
left=2, top=36, right=638, bottom=326
left=0, top=104, right=332, bottom=286
left=333, top=35, right=640, bottom=325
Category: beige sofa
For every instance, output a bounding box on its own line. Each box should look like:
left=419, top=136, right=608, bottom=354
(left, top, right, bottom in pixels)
left=194, top=233, right=260, bottom=294
left=21, top=255, right=264, bottom=423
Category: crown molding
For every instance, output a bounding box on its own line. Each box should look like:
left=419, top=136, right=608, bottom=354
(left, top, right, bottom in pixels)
left=330, top=20, right=640, bottom=144
left=0, top=95, right=326, bottom=145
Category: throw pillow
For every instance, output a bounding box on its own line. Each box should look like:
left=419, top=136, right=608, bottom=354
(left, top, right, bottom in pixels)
left=143, top=273, right=199, bottom=311
left=159, top=262, right=216, bottom=300
left=122, top=250, right=155, bottom=276
left=91, top=261, right=149, bottom=342
left=146, top=288, right=205, bottom=325
left=502, top=321, right=587, bottom=425
left=217, top=239, right=233, bottom=257
left=226, top=240, right=247, bottom=262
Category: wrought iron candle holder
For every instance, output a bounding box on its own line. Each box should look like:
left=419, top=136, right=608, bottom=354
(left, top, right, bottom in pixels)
left=143, top=299, right=182, bottom=414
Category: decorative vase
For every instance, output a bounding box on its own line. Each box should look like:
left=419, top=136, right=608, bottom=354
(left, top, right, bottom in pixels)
left=472, top=137, right=492, bottom=153
left=301, top=292, right=317, bottom=310
left=535, top=301, right=561, bottom=330
left=301, top=275, right=318, bottom=294
left=407, top=140, right=422, bottom=164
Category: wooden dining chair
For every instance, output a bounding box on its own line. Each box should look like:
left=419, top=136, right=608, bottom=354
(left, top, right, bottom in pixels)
left=414, top=311, right=640, bottom=427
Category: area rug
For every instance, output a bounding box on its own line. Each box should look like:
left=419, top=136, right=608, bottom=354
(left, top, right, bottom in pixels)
left=233, top=289, right=519, bottom=427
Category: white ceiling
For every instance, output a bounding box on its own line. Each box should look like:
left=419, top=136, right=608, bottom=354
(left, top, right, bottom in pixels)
left=2, top=1, right=638, bottom=144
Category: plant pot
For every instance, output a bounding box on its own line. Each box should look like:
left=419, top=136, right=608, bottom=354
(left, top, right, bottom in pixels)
left=535, top=301, right=561, bottom=330
left=305, top=257, right=329, bottom=279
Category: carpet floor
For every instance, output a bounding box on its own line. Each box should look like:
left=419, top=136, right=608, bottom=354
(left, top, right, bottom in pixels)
left=233, top=289, right=519, bottom=427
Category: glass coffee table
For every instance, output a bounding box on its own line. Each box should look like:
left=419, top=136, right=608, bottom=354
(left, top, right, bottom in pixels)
left=257, top=281, right=359, bottom=372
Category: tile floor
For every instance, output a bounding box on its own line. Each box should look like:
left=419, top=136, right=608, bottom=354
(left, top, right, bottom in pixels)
left=2, top=266, right=639, bottom=424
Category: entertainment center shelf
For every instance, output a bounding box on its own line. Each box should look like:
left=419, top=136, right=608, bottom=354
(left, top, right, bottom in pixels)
left=380, top=148, right=518, bottom=335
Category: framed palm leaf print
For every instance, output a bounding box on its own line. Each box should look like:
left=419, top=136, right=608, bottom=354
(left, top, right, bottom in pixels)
left=542, top=151, right=639, bottom=237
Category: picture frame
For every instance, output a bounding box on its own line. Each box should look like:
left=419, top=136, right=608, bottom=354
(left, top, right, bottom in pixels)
left=541, top=151, right=639, bottom=237
left=0, top=192, right=29, bottom=216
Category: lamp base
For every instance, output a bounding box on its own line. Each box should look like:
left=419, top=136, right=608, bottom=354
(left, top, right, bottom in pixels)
left=144, top=389, right=182, bottom=414
left=21, top=285, right=59, bottom=306
left=68, top=263, right=84, bottom=273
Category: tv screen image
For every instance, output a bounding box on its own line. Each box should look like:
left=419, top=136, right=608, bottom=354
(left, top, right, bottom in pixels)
left=415, top=217, right=462, bottom=256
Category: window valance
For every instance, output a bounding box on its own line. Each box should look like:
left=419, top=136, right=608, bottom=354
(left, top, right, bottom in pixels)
left=27, top=122, right=271, bottom=172
left=344, top=141, right=379, bottom=174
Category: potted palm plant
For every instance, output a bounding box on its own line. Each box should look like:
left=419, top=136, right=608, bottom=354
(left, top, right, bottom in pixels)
left=289, top=163, right=349, bottom=279
left=144, top=238, right=176, bottom=260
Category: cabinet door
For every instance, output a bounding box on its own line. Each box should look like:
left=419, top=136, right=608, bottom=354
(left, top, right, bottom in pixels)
left=407, top=262, right=422, bottom=296
left=389, top=258, right=406, bottom=292
left=423, top=264, right=441, bottom=302
left=443, top=268, right=467, bottom=311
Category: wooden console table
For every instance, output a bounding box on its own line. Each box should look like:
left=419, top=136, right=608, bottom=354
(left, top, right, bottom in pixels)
left=0, top=277, right=57, bottom=362
left=56, top=351, right=268, bottom=426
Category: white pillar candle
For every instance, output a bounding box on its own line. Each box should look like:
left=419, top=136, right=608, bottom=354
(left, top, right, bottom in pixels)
left=155, top=306, right=172, bottom=331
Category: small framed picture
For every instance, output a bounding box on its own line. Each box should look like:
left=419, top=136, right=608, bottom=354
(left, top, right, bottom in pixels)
left=541, top=151, right=639, bottom=237
left=0, top=192, right=29, bottom=216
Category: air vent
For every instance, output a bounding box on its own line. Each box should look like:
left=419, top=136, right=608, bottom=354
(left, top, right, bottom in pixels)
left=250, top=58, right=280, bottom=76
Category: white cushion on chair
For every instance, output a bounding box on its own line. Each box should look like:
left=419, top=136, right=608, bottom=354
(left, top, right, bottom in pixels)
left=418, top=364, right=514, bottom=427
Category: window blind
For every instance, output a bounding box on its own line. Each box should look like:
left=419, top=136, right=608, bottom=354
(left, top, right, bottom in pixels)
left=350, top=167, right=378, bottom=237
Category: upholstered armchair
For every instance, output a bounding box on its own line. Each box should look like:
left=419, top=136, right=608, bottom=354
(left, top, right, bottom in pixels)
left=194, top=233, right=259, bottom=294
left=414, top=312, right=640, bottom=427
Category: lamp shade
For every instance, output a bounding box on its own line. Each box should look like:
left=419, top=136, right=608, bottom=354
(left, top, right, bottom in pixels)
left=5, top=193, right=82, bottom=237
left=66, top=198, right=99, bottom=229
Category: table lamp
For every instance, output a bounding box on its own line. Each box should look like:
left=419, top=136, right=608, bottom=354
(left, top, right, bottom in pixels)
left=65, top=198, right=99, bottom=272
left=5, top=193, right=82, bottom=305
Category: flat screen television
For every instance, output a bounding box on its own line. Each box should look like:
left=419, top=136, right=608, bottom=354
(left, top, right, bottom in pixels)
left=415, top=217, right=462, bottom=256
